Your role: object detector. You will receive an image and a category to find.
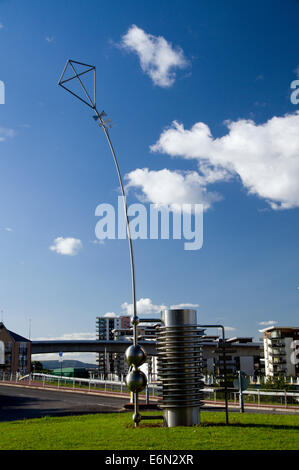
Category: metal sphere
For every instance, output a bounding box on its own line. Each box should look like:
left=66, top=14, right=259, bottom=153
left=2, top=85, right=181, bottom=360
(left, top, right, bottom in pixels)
left=133, top=412, right=141, bottom=424
left=125, top=344, right=147, bottom=367
left=125, top=369, right=147, bottom=393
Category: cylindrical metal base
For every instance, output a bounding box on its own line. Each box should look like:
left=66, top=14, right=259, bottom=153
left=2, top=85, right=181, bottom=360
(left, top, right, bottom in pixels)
left=157, top=309, right=203, bottom=428
left=164, top=407, right=200, bottom=428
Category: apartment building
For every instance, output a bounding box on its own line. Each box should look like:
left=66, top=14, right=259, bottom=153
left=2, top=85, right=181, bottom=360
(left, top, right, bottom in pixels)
left=261, top=326, right=299, bottom=377
left=202, top=336, right=263, bottom=377
left=95, top=314, right=131, bottom=376
left=96, top=315, right=131, bottom=341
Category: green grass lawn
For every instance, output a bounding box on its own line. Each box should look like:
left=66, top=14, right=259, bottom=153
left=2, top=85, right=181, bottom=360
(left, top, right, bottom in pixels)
left=0, top=411, right=298, bottom=450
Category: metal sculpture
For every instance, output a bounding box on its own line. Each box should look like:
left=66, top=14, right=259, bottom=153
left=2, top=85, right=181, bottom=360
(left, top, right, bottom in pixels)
left=58, top=59, right=146, bottom=426
left=157, top=309, right=204, bottom=427
left=58, top=61, right=229, bottom=429
left=157, top=310, right=230, bottom=427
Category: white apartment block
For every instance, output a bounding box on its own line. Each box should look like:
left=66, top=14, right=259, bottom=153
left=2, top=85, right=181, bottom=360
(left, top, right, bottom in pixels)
left=261, top=326, right=299, bottom=377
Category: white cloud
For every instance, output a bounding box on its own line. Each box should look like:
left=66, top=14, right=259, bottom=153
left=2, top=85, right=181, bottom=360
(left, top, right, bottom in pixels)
left=258, top=320, right=278, bottom=326
left=224, top=326, right=236, bottom=332
left=121, top=297, right=167, bottom=316
left=0, top=127, right=15, bottom=142
left=150, top=112, right=299, bottom=210
left=34, top=332, right=96, bottom=341
left=121, top=298, right=199, bottom=316
left=170, top=303, right=199, bottom=309
left=120, top=24, right=189, bottom=87
left=125, top=167, right=221, bottom=210
left=0, top=24, right=3, bottom=30
left=50, top=237, right=82, bottom=256
left=3, top=227, right=13, bottom=232
left=104, top=312, right=117, bottom=318
left=45, top=36, right=54, bottom=43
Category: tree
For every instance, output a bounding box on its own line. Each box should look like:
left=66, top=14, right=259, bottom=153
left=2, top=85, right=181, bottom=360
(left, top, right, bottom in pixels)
left=263, top=375, right=290, bottom=391
left=31, top=361, right=51, bottom=374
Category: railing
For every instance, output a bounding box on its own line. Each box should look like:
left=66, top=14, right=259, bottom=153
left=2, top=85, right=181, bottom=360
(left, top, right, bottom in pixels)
left=270, top=338, right=285, bottom=346
left=1, top=371, right=299, bottom=409
left=203, top=387, right=299, bottom=408
left=204, top=374, right=299, bottom=386
left=17, top=373, right=160, bottom=400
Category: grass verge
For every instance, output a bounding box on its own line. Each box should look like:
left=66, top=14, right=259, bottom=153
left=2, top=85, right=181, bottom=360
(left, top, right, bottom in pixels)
left=0, top=411, right=298, bottom=450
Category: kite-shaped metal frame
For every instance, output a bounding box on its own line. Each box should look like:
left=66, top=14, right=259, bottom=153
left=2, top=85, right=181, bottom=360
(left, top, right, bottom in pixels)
left=58, top=59, right=112, bottom=130
left=58, top=59, right=96, bottom=109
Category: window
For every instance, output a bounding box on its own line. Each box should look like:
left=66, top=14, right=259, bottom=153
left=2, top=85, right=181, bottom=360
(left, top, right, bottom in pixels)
left=19, top=342, right=27, bottom=354
left=271, top=331, right=281, bottom=339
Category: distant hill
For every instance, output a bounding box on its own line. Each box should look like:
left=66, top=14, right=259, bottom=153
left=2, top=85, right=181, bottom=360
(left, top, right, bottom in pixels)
left=39, top=360, right=98, bottom=370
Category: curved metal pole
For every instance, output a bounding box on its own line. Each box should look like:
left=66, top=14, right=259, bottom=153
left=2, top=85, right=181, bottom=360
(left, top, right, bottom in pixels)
left=93, top=107, right=140, bottom=426
left=93, top=107, right=139, bottom=343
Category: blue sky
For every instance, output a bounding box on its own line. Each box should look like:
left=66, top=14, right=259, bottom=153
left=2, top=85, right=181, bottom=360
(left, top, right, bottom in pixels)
left=0, top=0, right=299, bottom=361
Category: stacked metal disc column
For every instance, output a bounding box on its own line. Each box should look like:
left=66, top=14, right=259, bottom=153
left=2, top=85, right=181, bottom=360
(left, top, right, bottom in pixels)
left=157, top=309, right=204, bottom=427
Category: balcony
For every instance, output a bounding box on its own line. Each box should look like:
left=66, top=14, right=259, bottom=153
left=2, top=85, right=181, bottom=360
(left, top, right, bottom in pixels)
left=272, top=358, right=287, bottom=365
left=269, top=348, right=286, bottom=356
left=269, top=338, right=285, bottom=347
left=272, top=365, right=287, bottom=373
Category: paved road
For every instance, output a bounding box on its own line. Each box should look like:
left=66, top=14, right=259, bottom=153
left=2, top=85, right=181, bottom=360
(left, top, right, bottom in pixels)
left=0, top=384, right=129, bottom=422
left=0, top=384, right=297, bottom=423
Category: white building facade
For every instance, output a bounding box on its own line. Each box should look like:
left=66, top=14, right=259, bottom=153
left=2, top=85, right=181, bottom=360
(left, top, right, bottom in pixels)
left=261, top=326, right=299, bottom=377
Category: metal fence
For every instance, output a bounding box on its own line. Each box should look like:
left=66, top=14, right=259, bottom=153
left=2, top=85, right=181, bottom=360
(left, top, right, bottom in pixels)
left=1, top=371, right=299, bottom=409
left=16, top=372, right=159, bottom=399
left=203, top=387, right=299, bottom=408
left=204, top=374, right=299, bottom=386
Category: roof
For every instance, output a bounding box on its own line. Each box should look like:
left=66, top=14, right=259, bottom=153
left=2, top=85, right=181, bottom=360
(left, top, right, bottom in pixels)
left=259, top=326, right=299, bottom=333
left=7, top=329, right=30, bottom=343
left=226, top=337, right=253, bottom=344
left=0, top=322, right=30, bottom=342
